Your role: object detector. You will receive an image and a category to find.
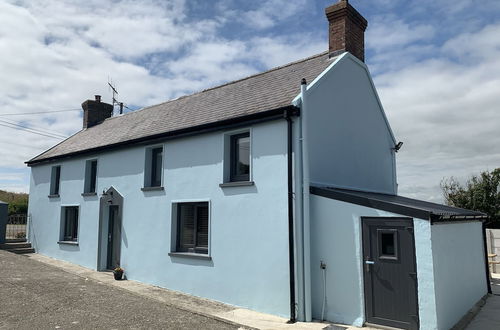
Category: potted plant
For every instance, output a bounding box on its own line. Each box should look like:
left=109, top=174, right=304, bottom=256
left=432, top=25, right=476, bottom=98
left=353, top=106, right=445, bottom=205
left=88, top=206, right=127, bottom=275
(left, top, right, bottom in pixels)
left=113, top=267, right=124, bottom=280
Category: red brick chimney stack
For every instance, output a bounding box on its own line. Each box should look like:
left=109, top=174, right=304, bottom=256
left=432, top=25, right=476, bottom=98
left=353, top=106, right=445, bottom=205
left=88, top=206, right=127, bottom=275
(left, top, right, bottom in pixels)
left=325, top=0, right=368, bottom=62
left=81, top=95, right=113, bottom=129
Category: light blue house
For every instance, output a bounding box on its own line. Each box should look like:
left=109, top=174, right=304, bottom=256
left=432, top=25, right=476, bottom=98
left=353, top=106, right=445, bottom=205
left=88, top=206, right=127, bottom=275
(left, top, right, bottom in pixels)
left=26, top=1, right=490, bottom=329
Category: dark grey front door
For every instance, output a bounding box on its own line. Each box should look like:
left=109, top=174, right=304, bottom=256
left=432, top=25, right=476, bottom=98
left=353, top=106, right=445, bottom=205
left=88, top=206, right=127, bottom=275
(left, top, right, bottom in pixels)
left=106, top=205, right=121, bottom=270
left=362, top=217, right=418, bottom=330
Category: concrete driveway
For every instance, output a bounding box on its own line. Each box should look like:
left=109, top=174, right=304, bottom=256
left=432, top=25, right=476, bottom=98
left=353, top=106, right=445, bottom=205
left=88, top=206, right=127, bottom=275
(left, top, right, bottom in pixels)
left=466, top=274, right=500, bottom=330
left=0, top=250, right=239, bottom=330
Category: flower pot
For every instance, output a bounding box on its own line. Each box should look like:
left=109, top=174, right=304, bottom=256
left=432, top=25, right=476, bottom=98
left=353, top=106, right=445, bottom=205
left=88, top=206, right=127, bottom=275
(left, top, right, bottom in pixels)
left=113, top=271, right=123, bottom=280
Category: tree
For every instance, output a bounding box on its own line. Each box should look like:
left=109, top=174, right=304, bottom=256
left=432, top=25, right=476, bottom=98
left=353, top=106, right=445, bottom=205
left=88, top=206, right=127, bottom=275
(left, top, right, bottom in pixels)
left=441, top=168, right=500, bottom=227
left=0, top=190, right=29, bottom=215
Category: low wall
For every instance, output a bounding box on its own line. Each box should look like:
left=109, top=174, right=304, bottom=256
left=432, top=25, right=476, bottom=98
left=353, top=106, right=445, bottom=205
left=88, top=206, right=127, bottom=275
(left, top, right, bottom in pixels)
left=486, top=229, right=500, bottom=273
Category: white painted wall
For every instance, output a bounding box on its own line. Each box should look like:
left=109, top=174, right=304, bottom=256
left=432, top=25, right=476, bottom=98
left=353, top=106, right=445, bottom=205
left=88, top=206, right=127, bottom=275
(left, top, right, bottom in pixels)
left=431, top=222, right=488, bottom=330
left=305, top=55, right=397, bottom=194
left=310, top=195, right=437, bottom=327
left=28, top=120, right=291, bottom=317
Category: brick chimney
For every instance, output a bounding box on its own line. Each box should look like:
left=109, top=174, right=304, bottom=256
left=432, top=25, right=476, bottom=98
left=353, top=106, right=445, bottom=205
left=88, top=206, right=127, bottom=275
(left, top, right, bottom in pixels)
left=325, top=0, right=368, bottom=62
left=81, top=95, right=113, bottom=129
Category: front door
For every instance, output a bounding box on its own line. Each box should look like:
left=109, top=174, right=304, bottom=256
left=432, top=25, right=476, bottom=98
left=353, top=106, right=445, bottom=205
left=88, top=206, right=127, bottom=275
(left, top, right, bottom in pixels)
left=106, top=205, right=121, bottom=270
left=362, top=217, right=418, bottom=330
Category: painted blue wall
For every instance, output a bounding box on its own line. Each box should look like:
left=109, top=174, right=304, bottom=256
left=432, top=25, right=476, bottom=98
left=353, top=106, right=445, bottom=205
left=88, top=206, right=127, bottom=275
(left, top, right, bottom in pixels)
left=28, top=120, right=291, bottom=317
left=431, top=222, right=488, bottom=330
left=304, top=54, right=397, bottom=194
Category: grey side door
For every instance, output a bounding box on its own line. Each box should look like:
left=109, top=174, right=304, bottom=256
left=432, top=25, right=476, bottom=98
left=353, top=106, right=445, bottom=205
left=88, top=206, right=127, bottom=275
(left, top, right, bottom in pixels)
left=107, top=205, right=121, bottom=270
left=362, top=217, right=419, bottom=330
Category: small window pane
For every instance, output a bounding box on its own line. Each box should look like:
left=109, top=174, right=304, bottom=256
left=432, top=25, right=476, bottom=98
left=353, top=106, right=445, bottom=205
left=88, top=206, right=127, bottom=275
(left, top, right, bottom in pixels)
left=196, top=205, right=209, bottom=249
left=89, top=160, right=97, bottom=193
left=378, top=229, right=398, bottom=260
left=176, top=202, right=209, bottom=254
left=63, top=206, right=78, bottom=241
left=151, top=147, right=163, bottom=187
left=381, top=233, right=395, bottom=255
left=179, top=204, right=195, bottom=249
left=230, top=132, right=250, bottom=182
left=51, top=166, right=61, bottom=195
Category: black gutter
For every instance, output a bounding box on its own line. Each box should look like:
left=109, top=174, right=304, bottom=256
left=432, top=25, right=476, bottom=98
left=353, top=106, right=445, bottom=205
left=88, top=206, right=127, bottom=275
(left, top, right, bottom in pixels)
left=27, top=105, right=300, bottom=166
left=482, top=221, right=492, bottom=294
left=285, top=108, right=296, bottom=323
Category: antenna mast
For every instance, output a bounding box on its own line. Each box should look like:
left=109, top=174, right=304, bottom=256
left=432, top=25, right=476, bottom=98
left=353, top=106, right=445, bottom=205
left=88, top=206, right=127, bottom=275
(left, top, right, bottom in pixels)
left=108, top=79, right=128, bottom=115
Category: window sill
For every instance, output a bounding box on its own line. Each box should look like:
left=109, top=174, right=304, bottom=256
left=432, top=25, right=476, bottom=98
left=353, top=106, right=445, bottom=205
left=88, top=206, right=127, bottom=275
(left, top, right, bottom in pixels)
left=219, top=181, right=254, bottom=188
left=48, top=194, right=60, bottom=198
left=141, top=186, right=164, bottom=192
left=57, top=241, right=78, bottom=246
left=81, top=192, right=97, bottom=197
left=168, top=252, right=212, bottom=260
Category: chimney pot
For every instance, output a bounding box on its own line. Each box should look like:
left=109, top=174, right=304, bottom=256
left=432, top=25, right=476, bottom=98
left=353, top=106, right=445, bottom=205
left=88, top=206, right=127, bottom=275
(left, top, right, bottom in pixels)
left=95, top=95, right=101, bottom=102
left=325, top=0, right=367, bottom=62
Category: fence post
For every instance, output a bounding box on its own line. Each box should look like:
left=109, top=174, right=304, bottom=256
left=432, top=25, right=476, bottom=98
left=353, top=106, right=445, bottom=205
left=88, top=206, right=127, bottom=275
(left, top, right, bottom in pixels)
left=26, top=213, right=31, bottom=243
left=0, top=202, right=7, bottom=244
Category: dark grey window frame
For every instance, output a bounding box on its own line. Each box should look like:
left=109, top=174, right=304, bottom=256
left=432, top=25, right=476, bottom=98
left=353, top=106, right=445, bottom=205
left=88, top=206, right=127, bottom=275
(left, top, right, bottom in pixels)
left=176, top=202, right=209, bottom=255
left=84, top=159, right=98, bottom=194
left=50, top=165, right=61, bottom=196
left=61, top=206, right=79, bottom=242
left=150, top=147, right=163, bottom=187
left=229, top=132, right=250, bottom=182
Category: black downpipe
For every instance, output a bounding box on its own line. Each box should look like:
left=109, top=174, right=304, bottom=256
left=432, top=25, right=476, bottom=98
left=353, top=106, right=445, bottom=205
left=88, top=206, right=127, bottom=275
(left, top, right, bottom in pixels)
left=482, top=221, right=492, bottom=294
left=285, top=109, right=296, bottom=323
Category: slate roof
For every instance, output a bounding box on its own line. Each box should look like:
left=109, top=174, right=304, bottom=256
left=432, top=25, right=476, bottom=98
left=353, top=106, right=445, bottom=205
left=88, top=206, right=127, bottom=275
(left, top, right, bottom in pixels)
left=311, top=186, right=488, bottom=222
left=28, top=51, right=335, bottom=165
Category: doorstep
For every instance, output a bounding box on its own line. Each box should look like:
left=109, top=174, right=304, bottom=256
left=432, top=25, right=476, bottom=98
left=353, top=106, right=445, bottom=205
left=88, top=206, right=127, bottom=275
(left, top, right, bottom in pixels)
left=27, top=253, right=377, bottom=330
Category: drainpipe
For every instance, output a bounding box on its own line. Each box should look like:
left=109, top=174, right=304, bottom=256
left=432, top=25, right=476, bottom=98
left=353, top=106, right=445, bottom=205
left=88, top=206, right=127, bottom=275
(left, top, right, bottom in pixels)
left=285, top=109, right=296, bottom=323
left=294, top=107, right=305, bottom=321
left=300, top=78, right=312, bottom=321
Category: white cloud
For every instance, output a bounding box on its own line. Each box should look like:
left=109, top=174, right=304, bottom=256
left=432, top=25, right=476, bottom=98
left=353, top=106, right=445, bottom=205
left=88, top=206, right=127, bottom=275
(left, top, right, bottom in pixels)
left=375, top=23, right=500, bottom=202
left=367, top=19, right=435, bottom=52
left=0, top=0, right=325, bottom=176
left=238, top=0, right=307, bottom=30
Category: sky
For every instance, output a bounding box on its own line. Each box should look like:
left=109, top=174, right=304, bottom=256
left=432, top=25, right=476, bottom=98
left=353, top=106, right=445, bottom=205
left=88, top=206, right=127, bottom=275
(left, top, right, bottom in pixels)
left=0, top=0, right=499, bottom=202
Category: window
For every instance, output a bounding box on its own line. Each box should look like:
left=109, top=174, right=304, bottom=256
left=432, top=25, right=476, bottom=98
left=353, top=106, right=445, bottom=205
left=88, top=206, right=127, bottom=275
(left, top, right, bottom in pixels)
left=176, top=202, right=209, bottom=254
left=230, top=132, right=250, bottom=182
left=144, top=146, right=163, bottom=188
left=61, top=206, right=79, bottom=242
left=378, top=229, right=398, bottom=260
left=50, top=165, right=61, bottom=196
left=84, top=159, right=98, bottom=194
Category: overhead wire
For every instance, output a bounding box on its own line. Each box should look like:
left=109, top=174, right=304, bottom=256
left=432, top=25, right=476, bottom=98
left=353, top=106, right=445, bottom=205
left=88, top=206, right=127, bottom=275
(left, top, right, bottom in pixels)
left=0, top=123, right=66, bottom=140
left=0, top=118, right=67, bottom=139
left=0, top=118, right=68, bottom=140
left=0, top=108, right=80, bottom=116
